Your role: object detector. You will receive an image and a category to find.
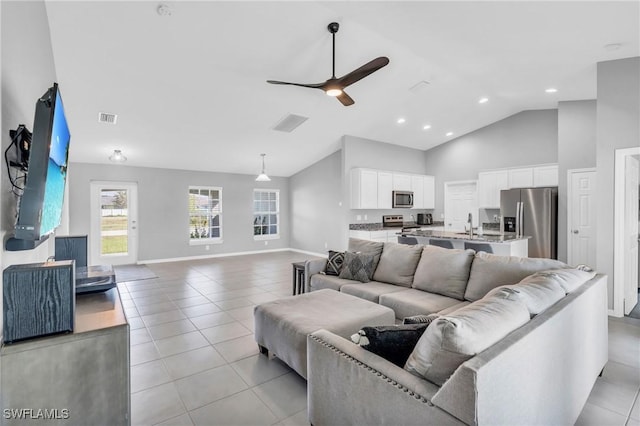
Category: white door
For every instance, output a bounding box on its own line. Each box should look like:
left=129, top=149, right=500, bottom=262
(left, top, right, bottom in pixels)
left=568, top=169, right=597, bottom=268
left=90, top=181, right=138, bottom=265
left=624, top=156, right=639, bottom=315
left=444, top=181, right=478, bottom=232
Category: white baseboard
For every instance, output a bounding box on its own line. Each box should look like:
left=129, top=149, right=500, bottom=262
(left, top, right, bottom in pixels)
left=138, top=247, right=325, bottom=265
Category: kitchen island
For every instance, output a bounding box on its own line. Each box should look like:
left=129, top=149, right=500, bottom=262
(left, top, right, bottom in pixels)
left=399, top=229, right=530, bottom=257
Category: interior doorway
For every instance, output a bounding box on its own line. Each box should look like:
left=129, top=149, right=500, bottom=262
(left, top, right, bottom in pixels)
left=90, top=181, right=138, bottom=266
left=613, top=148, right=639, bottom=317
left=444, top=180, right=478, bottom=232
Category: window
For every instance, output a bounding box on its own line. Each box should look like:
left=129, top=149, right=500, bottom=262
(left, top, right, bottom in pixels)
left=253, top=189, right=279, bottom=240
left=189, top=186, right=222, bottom=244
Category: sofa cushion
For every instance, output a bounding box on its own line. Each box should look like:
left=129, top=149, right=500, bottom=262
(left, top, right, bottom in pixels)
left=351, top=323, right=430, bottom=367
left=348, top=238, right=384, bottom=272
left=310, top=274, right=358, bottom=292
left=487, top=271, right=567, bottom=316
left=324, top=250, right=345, bottom=276
left=405, top=293, right=530, bottom=386
left=464, top=252, right=568, bottom=302
left=379, top=289, right=462, bottom=319
left=339, top=252, right=376, bottom=283
left=537, top=268, right=597, bottom=293
left=372, top=243, right=423, bottom=287
left=341, top=281, right=408, bottom=303
left=412, top=246, right=475, bottom=300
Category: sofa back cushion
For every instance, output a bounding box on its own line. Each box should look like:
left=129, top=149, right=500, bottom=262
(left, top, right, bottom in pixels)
left=348, top=238, right=384, bottom=273
left=372, top=243, right=423, bottom=287
left=412, top=246, right=475, bottom=300
left=464, top=252, right=568, bottom=302
left=404, top=293, right=530, bottom=386
left=486, top=277, right=565, bottom=317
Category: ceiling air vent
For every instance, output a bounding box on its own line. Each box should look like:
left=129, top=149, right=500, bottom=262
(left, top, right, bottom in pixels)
left=409, top=80, right=430, bottom=95
left=272, top=114, right=309, bottom=133
left=98, top=112, right=118, bottom=124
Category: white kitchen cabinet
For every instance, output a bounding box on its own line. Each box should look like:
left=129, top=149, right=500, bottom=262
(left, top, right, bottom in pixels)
left=533, top=165, right=558, bottom=187
left=377, top=171, right=393, bottom=209
left=478, top=170, right=509, bottom=208
left=351, top=168, right=378, bottom=209
left=393, top=173, right=412, bottom=191
left=508, top=167, right=534, bottom=188
left=411, top=175, right=425, bottom=208
left=423, top=175, right=435, bottom=209
left=348, top=230, right=398, bottom=243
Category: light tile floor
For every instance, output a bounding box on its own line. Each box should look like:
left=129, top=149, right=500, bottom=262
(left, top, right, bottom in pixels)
left=122, top=251, right=640, bottom=426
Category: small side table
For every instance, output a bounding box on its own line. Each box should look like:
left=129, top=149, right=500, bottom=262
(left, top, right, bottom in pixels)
left=292, top=261, right=306, bottom=295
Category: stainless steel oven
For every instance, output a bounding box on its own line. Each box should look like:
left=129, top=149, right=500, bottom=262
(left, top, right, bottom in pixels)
left=392, top=190, right=414, bottom=208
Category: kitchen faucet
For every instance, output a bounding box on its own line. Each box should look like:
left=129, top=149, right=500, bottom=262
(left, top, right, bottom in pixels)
left=467, top=213, right=473, bottom=237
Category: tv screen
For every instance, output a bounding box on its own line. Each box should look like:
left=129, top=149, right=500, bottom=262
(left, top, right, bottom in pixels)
left=13, top=83, right=70, bottom=241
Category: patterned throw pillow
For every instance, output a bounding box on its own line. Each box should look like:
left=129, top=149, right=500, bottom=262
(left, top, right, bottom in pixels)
left=324, top=250, right=345, bottom=276
left=339, top=252, right=375, bottom=283
left=403, top=314, right=440, bottom=325
left=350, top=323, right=430, bottom=367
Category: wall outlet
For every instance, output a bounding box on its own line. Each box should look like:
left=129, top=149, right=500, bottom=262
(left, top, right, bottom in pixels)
left=493, top=214, right=499, bottom=222
left=324, top=242, right=328, bottom=249
left=264, top=241, right=268, bottom=246
left=205, top=245, right=210, bottom=251
left=440, top=213, right=444, bottom=219
left=364, top=214, right=368, bottom=221
left=356, top=215, right=362, bottom=221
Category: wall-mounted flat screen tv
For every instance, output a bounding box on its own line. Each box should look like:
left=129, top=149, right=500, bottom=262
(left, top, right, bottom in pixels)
left=13, top=83, right=70, bottom=242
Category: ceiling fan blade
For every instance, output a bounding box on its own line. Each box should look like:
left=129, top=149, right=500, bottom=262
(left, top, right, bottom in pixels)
left=336, top=91, right=355, bottom=106
left=266, top=80, right=325, bottom=89
left=337, top=57, right=390, bottom=89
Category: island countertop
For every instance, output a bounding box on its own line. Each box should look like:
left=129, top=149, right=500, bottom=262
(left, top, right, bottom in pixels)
left=399, top=229, right=531, bottom=244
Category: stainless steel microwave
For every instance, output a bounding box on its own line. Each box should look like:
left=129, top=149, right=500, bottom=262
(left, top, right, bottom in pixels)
left=392, top=190, right=414, bottom=208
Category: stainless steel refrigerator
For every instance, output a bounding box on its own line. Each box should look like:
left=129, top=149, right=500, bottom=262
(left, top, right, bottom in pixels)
left=500, top=187, right=558, bottom=259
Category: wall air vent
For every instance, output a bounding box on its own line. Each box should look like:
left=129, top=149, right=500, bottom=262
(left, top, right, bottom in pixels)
left=98, top=112, right=118, bottom=124
left=272, top=114, right=309, bottom=133
left=409, top=80, right=430, bottom=95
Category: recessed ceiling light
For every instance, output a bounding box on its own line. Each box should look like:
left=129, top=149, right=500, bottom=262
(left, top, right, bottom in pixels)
left=545, top=88, right=558, bottom=93
left=422, top=124, right=432, bottom=130
left=397, top=118, right=406, bottom=124
left=446, top=132, right=453, bottom=137
left=478, top=97, right=489, bottom=104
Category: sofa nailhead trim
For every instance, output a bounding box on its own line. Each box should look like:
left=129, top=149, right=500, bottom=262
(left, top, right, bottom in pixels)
left=310, top=334, right=432, bottom=405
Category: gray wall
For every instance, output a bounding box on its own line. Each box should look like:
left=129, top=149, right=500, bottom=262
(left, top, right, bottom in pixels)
left=343, top=135, right=428, bottom=225
left=423, top=110, right=559, bottom=219
left=1, top=0, right=59, bottom=338
left=68, top=162, right=290, bottom=262
left=595, top=57, right=640, bottom=309
left=557, top=100, right=597, bottom=263
left=289, top=150, right=344, bottom=254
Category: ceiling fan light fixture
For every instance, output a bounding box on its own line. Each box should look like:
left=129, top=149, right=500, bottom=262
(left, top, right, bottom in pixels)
left=256, top=154, right=271, bottom=182
left=109, top=149, right=127, bottom=162
left=325, top=88, right=343, bottom=97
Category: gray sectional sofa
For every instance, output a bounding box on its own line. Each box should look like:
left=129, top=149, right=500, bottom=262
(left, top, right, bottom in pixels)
left=303, top=238, right=608, bottom=426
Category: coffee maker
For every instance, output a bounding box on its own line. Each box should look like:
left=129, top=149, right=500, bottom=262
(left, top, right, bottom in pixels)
left=416, top=213, right=433, bottom=225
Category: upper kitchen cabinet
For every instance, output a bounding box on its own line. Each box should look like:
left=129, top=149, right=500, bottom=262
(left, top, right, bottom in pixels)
left=533, top=164, right=559, bottom=187
left=392, top=173, right=412, bottom=191
left=351, top=168, right=378, bottom=209
left=508, top=167, right=534, bottom=188
left=377, top=171, right=393, bottom=209
left=411, top=175, right=425, bottom=208
left=478, top=170, right=509, bottom=208
left=423, top=175, right=435, bottom=209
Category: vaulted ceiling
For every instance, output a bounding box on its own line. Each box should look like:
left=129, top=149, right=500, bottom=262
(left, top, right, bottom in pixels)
left=45, top=1, right=639, bottom=177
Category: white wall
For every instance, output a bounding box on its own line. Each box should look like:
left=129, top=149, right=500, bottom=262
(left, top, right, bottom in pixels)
left=68, top=162, right=290, bottom=262
left=557, top=100, right=597, bottom=263
left=1, top=0, right=60, bottom=338
left=595, top=57, right=640, bottom=309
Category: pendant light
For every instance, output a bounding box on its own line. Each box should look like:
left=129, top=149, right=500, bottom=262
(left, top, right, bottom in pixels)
left=255, top=153, right=271, bottom=182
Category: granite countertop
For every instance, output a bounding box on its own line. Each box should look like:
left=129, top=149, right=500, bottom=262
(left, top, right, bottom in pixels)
left=399, top=229, right=531, bottom=243
left=349, top=222, right=445, bottom=231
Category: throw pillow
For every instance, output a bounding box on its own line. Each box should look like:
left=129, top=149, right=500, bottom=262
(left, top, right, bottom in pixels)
left=348, top=238, right=384, bottom=273
left=351, top=323, right=430, bottom=367
left=403, top=313, right=440, bottom=325
left=404, top=293, right=530, bottom=386
left=324, top=250, right=345, bottom=276
left=339, top=252, right=376, bottom=283
left=372, top=243, right=423, bottom=287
